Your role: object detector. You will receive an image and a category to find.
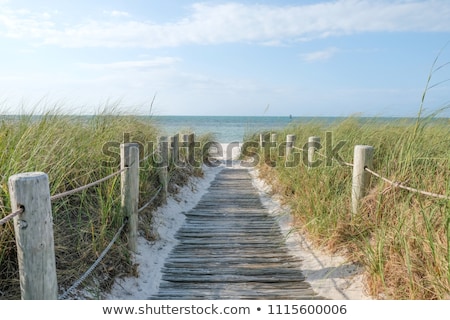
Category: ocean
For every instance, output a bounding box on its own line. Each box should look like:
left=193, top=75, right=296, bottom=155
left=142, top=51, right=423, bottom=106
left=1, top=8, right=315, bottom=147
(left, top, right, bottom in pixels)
left=152, top=116, right=319, bottom=143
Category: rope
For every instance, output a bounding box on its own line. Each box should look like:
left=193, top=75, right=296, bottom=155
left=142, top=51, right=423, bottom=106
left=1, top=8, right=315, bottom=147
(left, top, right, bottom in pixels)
left=314, top=150, right=327, bottom=159
left=58, top=221, right=126, bottom=300
left=50, top=168, right=127, bottom=201
left=308, top=149, right=354, bottom=167
left=284, top=144, right=446, bottom=200
left=364, top=167, right=449, bottom=200
left=138, top=187, right=162, bottom=213
left=0, top=208, right=24, bottom=226
left=342, top=161, right=354, bottom=167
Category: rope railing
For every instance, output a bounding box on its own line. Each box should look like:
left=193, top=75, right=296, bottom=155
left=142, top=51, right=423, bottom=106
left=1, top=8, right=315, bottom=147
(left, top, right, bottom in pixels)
left=313, top=150, right=327, bottom=159
left=263, top=134, right=448, bottom=216
left=58, top=220, right=127, bottom=300
left=138, top=186, right=162, bottom=213
left=2, top=168, right=128, bottom=228
left=57, top=182, right=163, bottom=299
left=311, top=149, right=355, bottom=167
left=341, top=160, right=354, bottom=168
left=364, top=166, right=450, bottom=200
left=316, top=146, right=446, bottom=199
left=0, top=207, right=24, bottom=226
left=1, top=168, right=127, bottom=233
left=50, top=167, right=127, bottom=201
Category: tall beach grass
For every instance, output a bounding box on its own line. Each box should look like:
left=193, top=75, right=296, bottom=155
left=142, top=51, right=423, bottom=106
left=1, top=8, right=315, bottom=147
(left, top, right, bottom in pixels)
left=0, top=109, right=207, bottom=299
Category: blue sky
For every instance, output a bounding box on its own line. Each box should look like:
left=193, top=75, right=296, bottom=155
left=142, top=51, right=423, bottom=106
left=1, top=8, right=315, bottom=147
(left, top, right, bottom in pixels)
left=0, top=0, right=449, bottom=117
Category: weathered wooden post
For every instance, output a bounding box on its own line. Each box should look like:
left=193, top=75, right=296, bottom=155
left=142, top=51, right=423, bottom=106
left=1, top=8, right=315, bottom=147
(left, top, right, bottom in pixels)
left=270, top=133, right=278, bottom=164
left=8, top=172, right=58, bottom=299
left=286, top=134, right=296, bottom=159
left=182, top=134, right=189, bottom=164
left=172, top=133, right=180, bottom=167
left=259, top=133, right=265, bottom=152
left=188, top=133, right=195, bottom=167
left=121, top=143, right=140, bottom=252
left=258, top=133, right=273, bottom=166
left=308, top=136, right=321, bottom=168
left=351, top=145, right=374, bottom=215
left=271, top=133, right=278, bottom=144
left=158, top=136, right=169, bottom=202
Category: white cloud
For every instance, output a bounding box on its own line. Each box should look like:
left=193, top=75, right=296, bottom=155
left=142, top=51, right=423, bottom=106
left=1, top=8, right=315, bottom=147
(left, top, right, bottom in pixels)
left=0, top=1, right=449, bottom=48
left=104, top=10, right=131, bottom=18
left=301, top=47, right=340, bottom=62
left=0, top=8, right=55, bottom=39
left=79, top=57, right=181, bottom=70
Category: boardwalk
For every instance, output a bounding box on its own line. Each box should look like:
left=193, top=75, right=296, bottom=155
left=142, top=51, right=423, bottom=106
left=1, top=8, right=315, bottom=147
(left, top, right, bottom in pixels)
left=152, top=168, right=323, bottom=300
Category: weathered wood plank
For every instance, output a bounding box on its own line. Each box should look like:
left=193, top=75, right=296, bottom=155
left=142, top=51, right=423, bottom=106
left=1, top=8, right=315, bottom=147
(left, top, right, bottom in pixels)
left=166, top=251, right=297, bottom=258
left=163, top=261, right=303, bottom=269
left=155, top=280, right=322, bottom=300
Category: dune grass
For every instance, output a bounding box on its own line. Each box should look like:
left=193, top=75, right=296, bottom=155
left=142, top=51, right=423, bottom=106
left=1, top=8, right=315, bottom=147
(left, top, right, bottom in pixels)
left=0, top=110, right=206, bottom=299
left=251, top=114, right=449, bottom=299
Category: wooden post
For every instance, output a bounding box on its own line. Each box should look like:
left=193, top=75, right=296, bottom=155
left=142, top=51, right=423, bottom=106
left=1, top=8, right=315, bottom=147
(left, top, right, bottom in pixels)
left=351, top=145, right=374, bottom=215
left=188, top=133, right=195, bottom=166
left=169, top=136, right=173, bottom=163
left=158, top=136, right=169, bottom=202
left=121, top=143, right=140, bottom=252
left=271, top=133, right=278, bottom=144
left=269, top=134, right=277, bottom=165
left=8, top=172, right=57, bottom=300
left=259, top=133, right=264, bottom=152
left=286, top=134, right=296, bottom=159
left=172, top=134, right=179, bottom=167
left=308, top=136, right=321, bottom=168
left=258, top=133, right=273, bottom=166
left=182, top=134, right=189, bottom=164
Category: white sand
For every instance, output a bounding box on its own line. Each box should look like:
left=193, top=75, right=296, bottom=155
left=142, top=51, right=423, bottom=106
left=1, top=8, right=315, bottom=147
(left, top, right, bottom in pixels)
left=106, top=143, right=369, bottom=300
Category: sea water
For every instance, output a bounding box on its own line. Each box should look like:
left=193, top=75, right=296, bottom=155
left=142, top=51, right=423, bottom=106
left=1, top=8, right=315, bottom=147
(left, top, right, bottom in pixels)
left=152, top=116, right=312, bottom=143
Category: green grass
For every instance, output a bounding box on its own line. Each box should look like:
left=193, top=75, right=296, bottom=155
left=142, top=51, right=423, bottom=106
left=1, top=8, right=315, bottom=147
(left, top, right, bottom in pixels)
left=251, top=115, right=450, bottom=299
left=0, top=110, right=205, bottom=299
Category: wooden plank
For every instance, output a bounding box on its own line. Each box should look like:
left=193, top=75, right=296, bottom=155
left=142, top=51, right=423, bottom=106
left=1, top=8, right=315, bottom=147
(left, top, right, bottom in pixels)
left=153, top=280, right=323, bottom=300
left=158, top=281, right=313, bottom=291
left=161, top=268, right=307, bottom=278
left=166, top=257, right=296, bottom=263
left=175, top=232, right=283, bottom=237
left=163, top=261, right=303, bottom=269
left=166, top=253, right=295, bottom=259
left=166, top=252, right=294, bottom=258
left=161, top=274, right=307, bottom=283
